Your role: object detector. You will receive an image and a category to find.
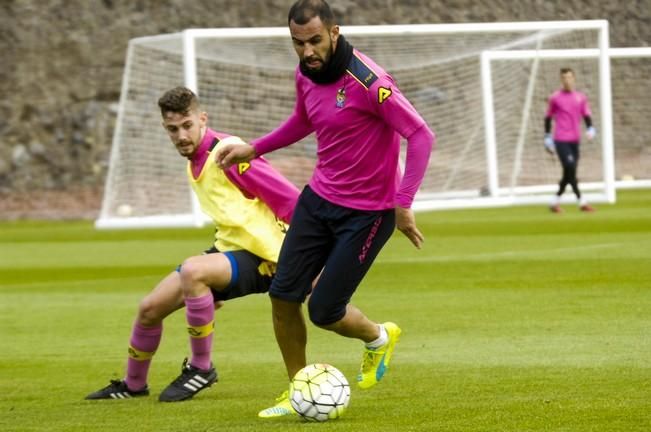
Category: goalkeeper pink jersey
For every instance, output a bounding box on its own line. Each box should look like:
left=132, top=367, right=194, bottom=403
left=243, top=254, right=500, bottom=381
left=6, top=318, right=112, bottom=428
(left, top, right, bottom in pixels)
left=253, top=49, right=434, bottom=211
left=546, top=90, right=592, bottom=142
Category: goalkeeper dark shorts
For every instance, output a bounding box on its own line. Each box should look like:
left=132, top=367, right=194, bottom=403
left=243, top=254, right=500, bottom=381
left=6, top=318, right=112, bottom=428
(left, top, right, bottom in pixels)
left=176, top=247, right=272, bottom=301
left=554, top=141, right=580, bottom=169
left=269, top=185, right=395, bottom=326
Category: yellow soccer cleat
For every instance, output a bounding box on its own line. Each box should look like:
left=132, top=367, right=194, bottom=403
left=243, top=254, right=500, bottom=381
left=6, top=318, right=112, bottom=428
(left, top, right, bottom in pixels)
left=357, top=322, right=402, bottom=389
left=258, top=390, right=295, bottom=418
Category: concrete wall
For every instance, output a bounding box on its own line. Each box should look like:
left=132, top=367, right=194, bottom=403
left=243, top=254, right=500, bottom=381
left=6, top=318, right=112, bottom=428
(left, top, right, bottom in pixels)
left=0, top=0, right=648, bottom=218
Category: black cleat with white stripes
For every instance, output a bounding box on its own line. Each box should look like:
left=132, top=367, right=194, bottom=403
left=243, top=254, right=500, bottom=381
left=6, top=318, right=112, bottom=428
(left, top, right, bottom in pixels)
left=85, top=379, right=150, bottom=400
left=158, top=358, right=218, bottom=402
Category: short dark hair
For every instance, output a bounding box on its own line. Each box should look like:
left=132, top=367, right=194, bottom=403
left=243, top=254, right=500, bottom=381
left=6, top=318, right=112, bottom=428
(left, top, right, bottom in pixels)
left=560, top=67, right=574, bottom=75
left=158, top=86, right=199, bottom=117
left=288, top=0, right=335, bottom=27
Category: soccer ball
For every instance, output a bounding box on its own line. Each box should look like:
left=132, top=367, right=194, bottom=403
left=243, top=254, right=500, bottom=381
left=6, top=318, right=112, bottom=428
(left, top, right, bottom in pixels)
left=289, top=363, right=351, bottom=422
left=116, top=204, right=132, bottom=217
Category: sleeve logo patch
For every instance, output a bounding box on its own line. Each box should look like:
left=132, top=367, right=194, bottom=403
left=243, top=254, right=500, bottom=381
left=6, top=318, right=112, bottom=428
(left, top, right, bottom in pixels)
left=378, top=87, right=392, bottom=104
left=238, top=162, right=250, bottom=175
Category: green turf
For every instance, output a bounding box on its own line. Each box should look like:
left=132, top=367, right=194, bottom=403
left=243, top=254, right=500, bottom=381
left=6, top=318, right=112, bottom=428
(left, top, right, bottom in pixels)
left=1, top=190, right=650, bottom=431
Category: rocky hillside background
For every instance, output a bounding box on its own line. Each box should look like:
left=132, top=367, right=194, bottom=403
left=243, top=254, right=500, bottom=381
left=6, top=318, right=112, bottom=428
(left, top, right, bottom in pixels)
left=1, top=0, right=649, bottom=219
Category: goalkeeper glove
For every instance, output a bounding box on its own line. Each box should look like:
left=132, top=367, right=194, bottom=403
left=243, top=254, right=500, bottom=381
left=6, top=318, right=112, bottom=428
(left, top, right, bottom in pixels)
left=586, top=126, right=596, bottom=140
left=544, top=134, right=555, bottom=154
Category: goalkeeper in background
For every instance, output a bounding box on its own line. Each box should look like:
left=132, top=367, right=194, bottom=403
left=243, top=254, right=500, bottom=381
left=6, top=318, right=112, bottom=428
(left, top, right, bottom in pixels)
left=85, top=86, right=300, bottom=402
left=216, top=0, right=435, bottom=418
left=544, top=67, right=596, bottom=213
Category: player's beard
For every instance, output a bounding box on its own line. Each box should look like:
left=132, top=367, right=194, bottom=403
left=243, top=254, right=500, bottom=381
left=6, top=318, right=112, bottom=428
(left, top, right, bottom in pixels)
left=299, top=34, right=353, bottom=84
left=176, top=140, right=196, bottom=158
left=300, top=41, right=333, bottom=74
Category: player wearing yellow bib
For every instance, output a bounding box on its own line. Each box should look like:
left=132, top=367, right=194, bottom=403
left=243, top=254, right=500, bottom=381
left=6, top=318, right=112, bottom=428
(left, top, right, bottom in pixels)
left=85, top=87, right=300, bottom=402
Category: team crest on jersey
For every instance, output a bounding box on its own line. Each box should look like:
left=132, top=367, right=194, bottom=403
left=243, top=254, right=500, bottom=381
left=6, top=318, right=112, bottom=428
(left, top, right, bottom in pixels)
left=336, top=87, right=346, bottom=108
left=378, top=86, right=392, bottom=104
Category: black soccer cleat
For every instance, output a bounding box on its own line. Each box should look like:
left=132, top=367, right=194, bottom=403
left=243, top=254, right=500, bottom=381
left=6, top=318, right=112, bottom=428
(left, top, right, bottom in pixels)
left=85, top=379, right=150, bottom=400
left=158, top=358, right=218, bottom=402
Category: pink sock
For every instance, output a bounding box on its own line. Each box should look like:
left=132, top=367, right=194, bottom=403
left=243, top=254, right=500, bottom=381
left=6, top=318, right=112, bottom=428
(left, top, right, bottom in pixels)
left=186, top=294, right=215, bottom=371
left=125, top=322, right=162, bottom=391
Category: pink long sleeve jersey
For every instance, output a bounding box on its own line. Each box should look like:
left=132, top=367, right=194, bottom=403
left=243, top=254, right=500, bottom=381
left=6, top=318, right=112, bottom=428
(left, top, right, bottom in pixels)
left=252, top=49, right=434, bottom=211
left=546, top=90, right=592, bottom=143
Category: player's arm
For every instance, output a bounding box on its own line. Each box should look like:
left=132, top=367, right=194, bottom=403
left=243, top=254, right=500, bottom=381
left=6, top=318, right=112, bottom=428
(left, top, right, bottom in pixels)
left=214, top=110, right=313, bottom=169
left=215, top=70, right=313, bottom=168
left=543, top=116, right=555, bottom=154
left=394, top=124, right=434, bottom=249
left=395, top=124, right=434, bottom=209
left=584, top=115, right=596, bottom=139
left=369, top=76, right=434, bottom=249
left=250, top=110, right=314, bottom=157
left=544, top=95, right=556, bottom=153
left=368, top=76, right=434, bottom=208
left=214, top=111, right=314, bottom=169
left=580, top=94, right=596, bottom=140
left=544, top=94, right=556, bottom=129
left=224, top=157, right=300, bottom=224
left=543, top=93, right=556, bottom=154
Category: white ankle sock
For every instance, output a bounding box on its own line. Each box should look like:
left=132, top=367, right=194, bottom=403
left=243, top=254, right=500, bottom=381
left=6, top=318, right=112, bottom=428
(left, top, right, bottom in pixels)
left=365, top=324, right=388, bottom=349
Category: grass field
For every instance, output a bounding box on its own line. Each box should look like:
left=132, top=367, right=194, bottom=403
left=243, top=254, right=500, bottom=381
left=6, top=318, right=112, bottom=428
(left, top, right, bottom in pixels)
left=1, top=190, right=650, bottom=431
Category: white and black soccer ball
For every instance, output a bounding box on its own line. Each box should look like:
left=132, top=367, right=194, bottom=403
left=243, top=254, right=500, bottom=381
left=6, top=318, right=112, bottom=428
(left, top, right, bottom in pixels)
left=289, top=363, right=351, bottom=422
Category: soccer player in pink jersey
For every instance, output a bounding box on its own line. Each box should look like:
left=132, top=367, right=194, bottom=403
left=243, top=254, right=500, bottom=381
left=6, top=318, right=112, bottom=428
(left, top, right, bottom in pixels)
left=85, top=87, right=300, bottom=402
left=544, top=67, right=596, bottom=213
left=215, top=0, right=435, bottom=418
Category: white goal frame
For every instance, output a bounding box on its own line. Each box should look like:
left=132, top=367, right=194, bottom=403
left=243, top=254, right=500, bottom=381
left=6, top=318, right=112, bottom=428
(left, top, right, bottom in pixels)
left=478, top=20, right=614, bottom=210
left=609, top=47, right=651, bottom=190
left=478, top=46, right=651, bottom=212
left=96, top=20, right=623, bottom=228
left=413, top=20, right=615, bottom=211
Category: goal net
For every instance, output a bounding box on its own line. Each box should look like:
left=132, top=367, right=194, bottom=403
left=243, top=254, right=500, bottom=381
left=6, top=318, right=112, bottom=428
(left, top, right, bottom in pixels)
left=609, top=47, right=651, bottom=189
left=96, top=21, right=617, bottom=228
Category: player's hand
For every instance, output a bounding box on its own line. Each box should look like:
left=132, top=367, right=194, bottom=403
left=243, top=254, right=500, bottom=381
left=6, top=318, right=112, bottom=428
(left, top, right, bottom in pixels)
left=585, top=126, right=596, bottom=140
left=544, top=134, right=555, bottom=155
left=395, top=206, right=424, bottom=249
left=214, top=143, right=256, bottom=168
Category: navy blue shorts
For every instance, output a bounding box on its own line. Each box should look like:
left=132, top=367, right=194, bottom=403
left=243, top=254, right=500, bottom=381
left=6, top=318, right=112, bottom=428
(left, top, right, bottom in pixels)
left=269, top=186, right=395, bottom=325
left=554, top=141, right=580, bottom=169
left=177, top=247, right=271, bottom=301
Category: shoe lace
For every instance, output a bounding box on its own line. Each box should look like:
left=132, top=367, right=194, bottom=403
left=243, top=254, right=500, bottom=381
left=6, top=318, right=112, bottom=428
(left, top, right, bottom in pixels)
left=276, top=390, right=289, bottom=402
left=360, top=348, right=381, bottom=372
left=169, top=358, right=194, bottom=385
left=107, top=379, right=124, bottom=389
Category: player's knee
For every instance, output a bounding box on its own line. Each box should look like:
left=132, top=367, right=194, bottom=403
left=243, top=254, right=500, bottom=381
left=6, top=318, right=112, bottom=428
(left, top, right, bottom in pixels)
left=307, top=299, right=344, bottom=327
left=137, top=296, right=163, bottom=326
left=178, top=257, right=203, bottom=291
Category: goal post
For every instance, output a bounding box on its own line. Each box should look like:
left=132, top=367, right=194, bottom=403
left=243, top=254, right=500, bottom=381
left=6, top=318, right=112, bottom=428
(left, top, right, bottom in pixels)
left=97, top=20, right=636, bottom=228
left=609, top=47, right=651, bottom=190
left=479, top=19, right=615, bottom=209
